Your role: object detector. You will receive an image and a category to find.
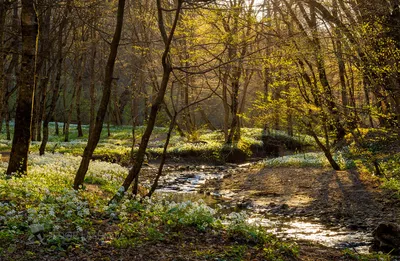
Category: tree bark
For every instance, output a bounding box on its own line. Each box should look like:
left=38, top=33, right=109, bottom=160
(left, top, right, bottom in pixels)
left=0, top=0, right=7, bottom=133
left=113, top=0, right=183, bottom=200
left=39, top=1, right=71, bottom=155
left=7, top=0, right=38, bottom=175
left=64, top=82, right=77, bottom=142
left=74, top=0, right=126, bottom=189
left=89, top=30, right=97, bottom=137
left=147, top=113, right=177, bottom=198
left=306, top=122, right=341, bottom=171
left=76, top=55, right=85, bottom=138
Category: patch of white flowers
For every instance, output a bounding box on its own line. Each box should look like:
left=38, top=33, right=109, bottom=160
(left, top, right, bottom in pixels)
left=262, top=152, right=330, bottom=168
left=0, top=152, right=268, bottom=248
left=0, top=153, right=129, bottom=244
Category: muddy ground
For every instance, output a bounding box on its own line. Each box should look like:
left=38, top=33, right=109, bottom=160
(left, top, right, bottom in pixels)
left=204, top=166, right=400, bottom=233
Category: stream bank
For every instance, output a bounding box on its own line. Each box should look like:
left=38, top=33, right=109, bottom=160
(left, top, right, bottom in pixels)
left=139, top=160, right=400, bottom=255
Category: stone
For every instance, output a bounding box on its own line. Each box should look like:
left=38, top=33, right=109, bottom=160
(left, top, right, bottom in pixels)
left=372, top=222, right=400, bottom=253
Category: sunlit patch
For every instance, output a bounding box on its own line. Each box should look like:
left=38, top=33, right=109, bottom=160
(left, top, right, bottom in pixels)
left=248, top=216, right=372, bottom=253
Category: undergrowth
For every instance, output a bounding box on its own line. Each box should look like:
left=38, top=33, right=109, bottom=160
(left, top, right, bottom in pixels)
left=0, top=124, right=312, bottom=164
left=0, top=153, right=298, bottom=260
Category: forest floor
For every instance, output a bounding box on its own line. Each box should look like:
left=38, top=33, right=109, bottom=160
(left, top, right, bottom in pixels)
left=1, top=155, right=394, bottom=260
left=2, top=126, right=399, bottom=260
left=204, top=166, right=400, bottom=231
left=202, top=165, right=400, bottom=260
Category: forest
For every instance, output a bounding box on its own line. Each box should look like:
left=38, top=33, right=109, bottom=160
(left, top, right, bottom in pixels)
left=1, top=0, right=400, bottom=260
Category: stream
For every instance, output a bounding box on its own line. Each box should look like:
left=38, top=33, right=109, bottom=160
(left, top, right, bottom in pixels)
left=141, top=162, right=373, bottom=253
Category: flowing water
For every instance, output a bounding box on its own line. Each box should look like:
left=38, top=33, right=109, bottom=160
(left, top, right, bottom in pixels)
left=143, top=163, right=373, bottom=253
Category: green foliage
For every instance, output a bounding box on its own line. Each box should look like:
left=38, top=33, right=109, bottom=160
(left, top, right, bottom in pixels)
left=225, top=211, right=271, bottom=245
left=222, top=245, right=248, bottom=260
left=0, top=153, right=127, bottom=250
left=0, top=150, right=300, bottom=260
left=342, top=248, right=392, bottom=261
left=381, top=153, right=400, bottom=179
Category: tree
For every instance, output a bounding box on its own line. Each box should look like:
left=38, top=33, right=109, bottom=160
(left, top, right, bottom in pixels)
left=7, top=0, right=38, bottom=175
left=39, top=0, right=72, bottom=155
left=73, top=0, right=126, bottom=189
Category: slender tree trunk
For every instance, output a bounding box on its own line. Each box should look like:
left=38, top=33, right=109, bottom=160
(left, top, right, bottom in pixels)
left=55, top=121, right=59, bottom=136
left=35, top=71, right=49, bottom=142
left=5, top=104, right=10, bottom=140
left=130, top=96, right=137, bottom=160
left=89, top=33, right=97, bottom=137
left=147, top=113, right=176, bottom=198
left=227, top=65, right=243, bottom=143
left=39, top=1, right=70, bottom=155
left=163, top=103, right=185, bottom=137
left=119, top=65, right=172, bottom=194
left=31, top=1, right=51, bottom=142
left=113, top=0, right=183, bottom=199
left=64, top=84, right=77, bottom=142
left=40, top=67, right=62, bottom=155
left=7, top=0, right=38, bottom=175
left=262, top=66, right=270, bottom=131
left=35, top=4, right=52, bottom=142
left=112, top=81, right=122, bottom=126
left=306, top=122, right=340, bottom=170
left=1, top=44, right=19, bottom=135
left=107, top=110, right=111, bottom=137
left=238, top=70, right=253, bottom=129
left=333, top=0, right=348, bottom=118
left=62, top=80, right=67, bottom=135
left=74, top=0, right=126, bottom=189
left=300, top=2, right=346, bottom=143
left=199, top=106, right=216, bottom=131
left=222, top=71, right=230, bottom=141
left=76, top=56, right=85, bottom=137
left=0, top=0, right=6, bottom=133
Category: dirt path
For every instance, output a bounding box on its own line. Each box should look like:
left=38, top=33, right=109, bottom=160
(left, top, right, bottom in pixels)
left=204, top=166, right=400, bottom=231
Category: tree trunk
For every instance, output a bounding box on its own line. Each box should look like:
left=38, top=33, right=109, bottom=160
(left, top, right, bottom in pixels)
left=89, top=31, right=97, bottom=137
left=0, top=0, right=7, bottom=133
left=163, top=102, right=185, bottom=137
left=55, top=121, right=59, bottom=136
left=36, top=64, right=52, bottom=142
left=199, top=106, right=216, bottom=131
left=147, top=113, right=176, bottom=198
left=39, top=1, right=70, bottom=155
left=76, top=55, right=85, bottom=137
left=119, top=63, right=172, bottom=195
left=64, top=84, right=77, bottom=142
left=74, top=0, right=126, bottom=189
left=307, top=122, right=341, bottom=171
left=107, top=110, right=111, bottom=137
left=5, top=104, right=10, bottom=140
left=113, top=0, right=183, bottom=200
left=222, top=71, right=230, bottom=141
left=227, top=76, right=240, bottom=144
left=7, top=0, right=38, bottom=175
